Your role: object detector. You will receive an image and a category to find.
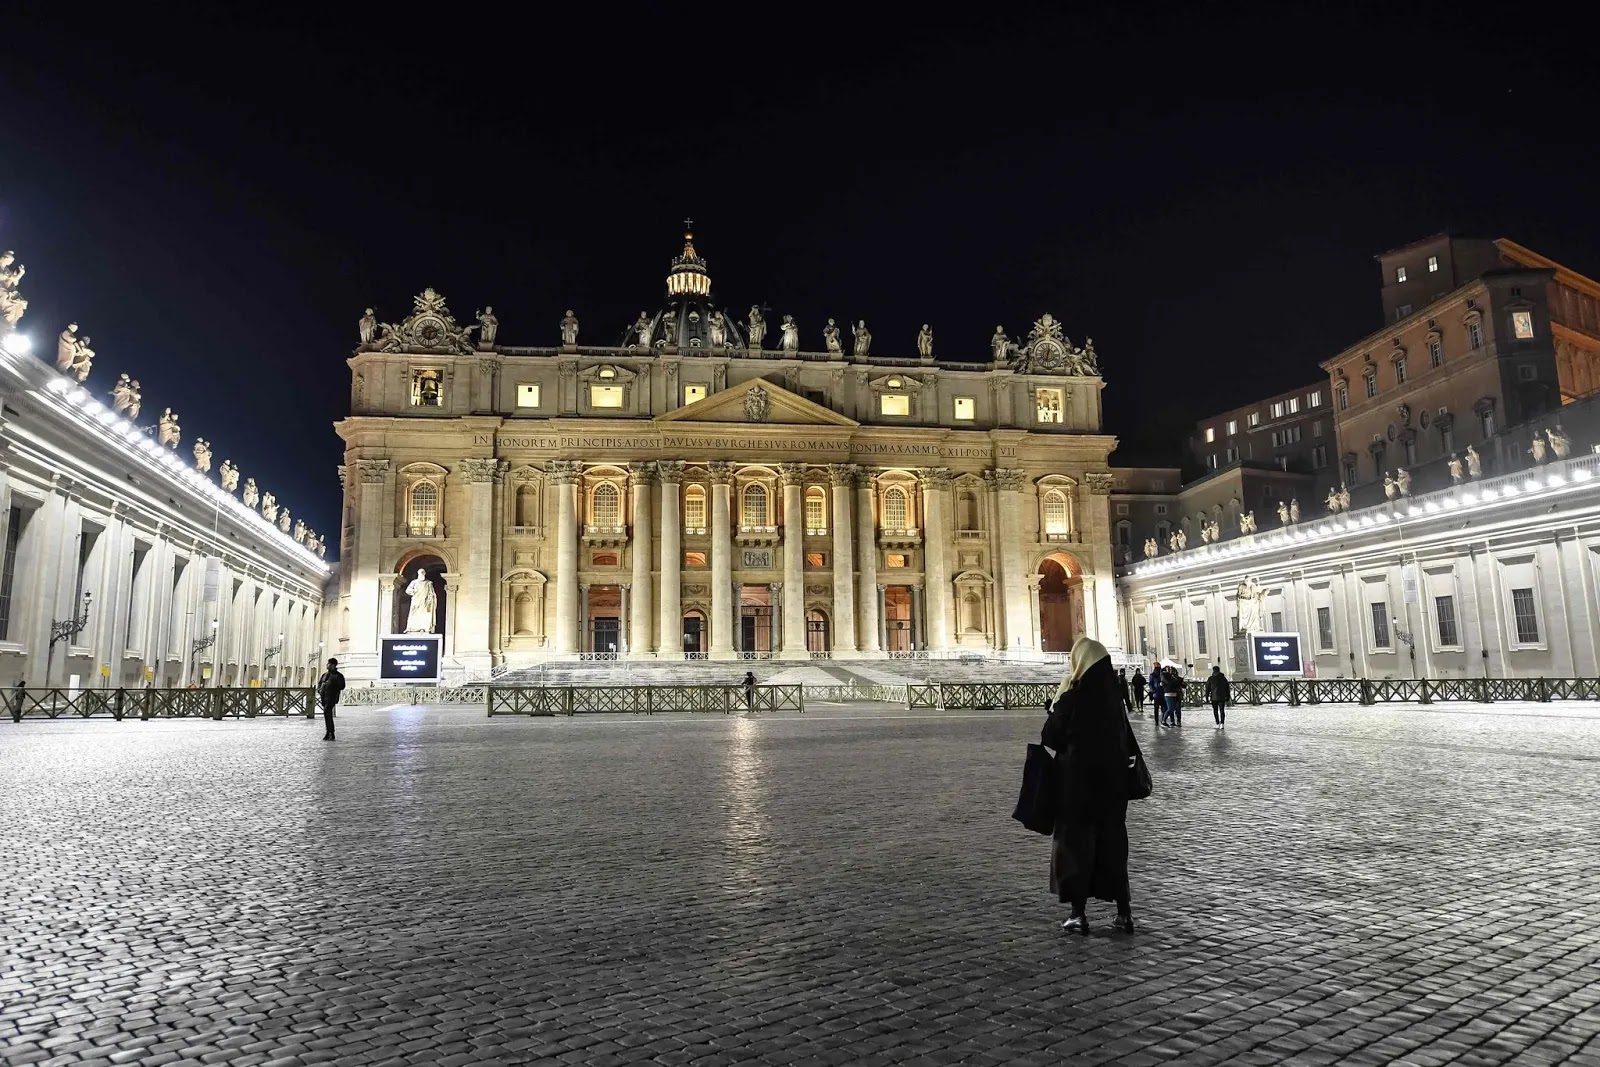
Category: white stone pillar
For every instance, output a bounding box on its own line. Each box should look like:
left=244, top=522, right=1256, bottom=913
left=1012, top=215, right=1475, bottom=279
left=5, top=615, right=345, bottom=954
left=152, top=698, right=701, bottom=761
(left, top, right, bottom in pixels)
left=628, top=461, right=654, bottom=658
left=828, top=464, right=857, bottom=654
left=709, top=461, right=734, bottom=657
left=991, top=468, right=1035, bottom=652
left=619, top=584, right=631, bottom=653
left=456, top=458, right=500, bottom=669
left=350, top=460, right=391, bottom=668
left=856, top=471, right=881, bottom=654
left=552, top=460, right=580, bottom=653
left=919, top=467, right=953, bottom=651
left=657, top=462, right=683, bottom=655
left=779, top=463, right=806, bottom=658
left=876, top=585, right=888, bottom=652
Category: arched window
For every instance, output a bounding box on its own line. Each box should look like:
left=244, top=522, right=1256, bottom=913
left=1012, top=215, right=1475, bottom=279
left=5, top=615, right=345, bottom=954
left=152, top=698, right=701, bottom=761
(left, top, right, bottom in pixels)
left=883, top=486, right=908, bottom=529
left=408, top=482, right=438, bottom=535
left=1043, top=490, right=1069, bottom=536
left=516, top=485, right=538, bottom=527
left=804, top=486, right=827, bottom=533
left=742, top=483, right=769, bottom=527
left=592, top=482, right=620, bottom=528
left=684, top=485, right=707, bottom=531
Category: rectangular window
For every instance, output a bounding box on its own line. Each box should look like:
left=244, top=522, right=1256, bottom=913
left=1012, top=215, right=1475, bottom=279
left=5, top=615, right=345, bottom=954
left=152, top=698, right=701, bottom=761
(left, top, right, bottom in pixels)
left=1512, top=311, right=1534, bottom=339
left=1154, top=504, right=1168, bottom=515
left=1396, top=266, right=1407, bottom=282
left=1518, top=364, right=1537, bottom=382
left=1308, top=390, right=1323, bottom=408
left=1226, top=419, right=1238, bottom=436
left=1336, top=384, right=1349, bottom=411
left=1165, top=623, right=1176, bottom=657
left=1138, top=626, right=1148, bottom=654
left=1247, top=412, right=1260, bottom=428
left=880, top=394, right=910, bottom=417
left=1035, top=388, right=1064, bottom=423
left=1428, top=339, right=1442, bottom=368
left=1434, top=595, right=1459, bottom=647
left=1395, top=358, right=1407, bottom=385
left=1204, top=427, right=1216, bottom=443
left=683, top=384, right=708, bottom=405
left=0, top=506, right=26, bottom=641
left=1311, top=444, right=1328, bottom=468
left=1427, top=255, right=1439, bottom=273
left=1364, top=373, right=1378, bottom=399
left=1270, top=611, right=1284, bottom=631
left=516, top=383, right=542, bottom=408
left=804, top=493, right=826, bottom=532
left=683, top=493, right=706, bottom=531
left=1511, top=588, right=1540, bottom=644
left=1480, top=410, right=1496, bottom=437
left=1316, top=606, right=1334, bottom=651
left=1271, top=401, right=1285, bottom=419
left=1225, top=447, right=1238, bottom=463
left=953, top=396, right=976, bottom=421
left=805, top=552, right=826, bottom=567
left=1370, top=602, right=1392, bottom=650
left=1468, top=321, right=1483, bottom=349
left=1270, top=430, right=1280, bottom=448
left=1312, top=419, right=1324, bottom=438
left=590, top=385, right=625, bottom=408
left=1287, top=397, right=1300, bottom=414
left=1195, top=620, right=1207, bottom=656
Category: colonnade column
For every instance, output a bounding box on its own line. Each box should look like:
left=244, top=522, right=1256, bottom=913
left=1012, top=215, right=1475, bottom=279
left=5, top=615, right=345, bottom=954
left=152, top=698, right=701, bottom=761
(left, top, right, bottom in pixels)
left=656, top=461, right=683, bottom=655
left=855, top=469, right=881, bottom=654
left=709, top=461, right=734, bottom=657
left=991, top=468, right=1034, bottom=653
left=780, top=464, right=806, bottom=657
left=876, top=585, right=888, bottom=652
left=628, top=461, right=654, bottom=658
left=351, top=459, right=391, bottom=661
left=919, top=467, right=953, bottom=651
left=827, top=464, right=857, bottom=655
left=457, top=458, right=500, bottom=669
left=551, top=460, right=580, bottom=653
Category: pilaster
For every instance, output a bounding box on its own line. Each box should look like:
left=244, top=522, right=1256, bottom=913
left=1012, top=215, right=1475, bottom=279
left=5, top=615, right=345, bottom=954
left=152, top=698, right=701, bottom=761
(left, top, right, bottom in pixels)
left=827, top=463, right=857, bottom=654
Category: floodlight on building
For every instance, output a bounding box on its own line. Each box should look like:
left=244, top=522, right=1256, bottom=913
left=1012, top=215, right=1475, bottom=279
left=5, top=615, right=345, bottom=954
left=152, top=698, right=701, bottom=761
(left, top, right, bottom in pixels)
left=1, top=332, right=31, bottom=355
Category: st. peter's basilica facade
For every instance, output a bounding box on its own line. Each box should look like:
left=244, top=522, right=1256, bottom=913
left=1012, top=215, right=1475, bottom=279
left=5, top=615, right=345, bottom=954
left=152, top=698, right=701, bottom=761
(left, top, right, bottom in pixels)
left=334, top=230, right=1119, bottom=677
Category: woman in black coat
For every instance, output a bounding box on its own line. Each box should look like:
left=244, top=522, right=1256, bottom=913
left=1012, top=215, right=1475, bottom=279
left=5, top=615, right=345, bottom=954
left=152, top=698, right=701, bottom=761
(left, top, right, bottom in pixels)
left=1042, top=637, right=1136, bottom=934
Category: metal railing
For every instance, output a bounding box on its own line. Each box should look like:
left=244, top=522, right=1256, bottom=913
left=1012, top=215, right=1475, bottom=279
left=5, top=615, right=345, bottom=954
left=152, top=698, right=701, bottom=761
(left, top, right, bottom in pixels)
left=1170, top=676, right=1600, bottom=707
left=801, top=683, right=908, bottom=703
left=486, top=684, right=805, bottom=716
left=344, top=686, right=488, bottom=706
left=5, top=687, right=316, bottom=721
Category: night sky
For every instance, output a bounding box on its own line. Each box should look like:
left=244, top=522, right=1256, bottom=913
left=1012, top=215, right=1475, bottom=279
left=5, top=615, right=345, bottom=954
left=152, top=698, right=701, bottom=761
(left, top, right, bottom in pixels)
left=4, top=7, right=1597, bottom=550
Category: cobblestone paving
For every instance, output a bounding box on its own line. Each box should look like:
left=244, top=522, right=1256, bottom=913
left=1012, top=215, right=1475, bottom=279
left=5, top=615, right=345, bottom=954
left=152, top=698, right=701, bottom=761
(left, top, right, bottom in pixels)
left=4, top=701, right=1600, bottom=1066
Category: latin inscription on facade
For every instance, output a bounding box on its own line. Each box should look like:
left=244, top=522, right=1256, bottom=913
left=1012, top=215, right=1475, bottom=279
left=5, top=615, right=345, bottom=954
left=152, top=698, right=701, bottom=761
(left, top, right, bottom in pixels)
left=491, top=432, right=1017, bottom=460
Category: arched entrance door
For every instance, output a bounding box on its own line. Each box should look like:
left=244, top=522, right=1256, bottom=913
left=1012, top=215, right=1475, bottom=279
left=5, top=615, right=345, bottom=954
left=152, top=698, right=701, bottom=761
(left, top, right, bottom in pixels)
left=395, top=554, right=447, bottom=635
left=1038, top=555, right=1083, bottom=653
left=681, top=610, right=706, bottom=655
left=806, top=609, right=830, bottom=653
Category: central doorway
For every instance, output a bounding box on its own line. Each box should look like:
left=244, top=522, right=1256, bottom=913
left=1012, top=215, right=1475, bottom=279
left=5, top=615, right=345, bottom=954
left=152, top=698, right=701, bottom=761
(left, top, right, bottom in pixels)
left=682, top=613, right=704, bottom=655
left=592, top=617, right=620, bottom=654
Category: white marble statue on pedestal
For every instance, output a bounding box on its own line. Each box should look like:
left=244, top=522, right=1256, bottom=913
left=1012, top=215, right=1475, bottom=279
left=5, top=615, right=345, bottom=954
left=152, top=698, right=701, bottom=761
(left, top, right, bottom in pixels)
left=747, top=306, right=766, bottom=348
left=1448, top=454, right=1463, bottom=483
left=404, top=567, right=438, bottom=634
left=822, top=318, right=841, bottom=354
left=1547, top=426, right=1572, bottom=459
left=1236, top=576, right=1266, bottom=634
left=916, top=324, right=934, bottom=358
left=193, top=438, right=212, bottom=473
left=476, top=306, right=498, bottom=347
left=778, top=315, right=798, bottom=352
left=57, top=324, right=80, bottom=371
left=157, top=408, right=180, bottom=448
left=1465, top=446, right=1482, bottom=478
left=561, top=309, right=580, bottom=345
left=852, top=320, right=871, bottom=358
left=359, top=308, right=377, bottom=345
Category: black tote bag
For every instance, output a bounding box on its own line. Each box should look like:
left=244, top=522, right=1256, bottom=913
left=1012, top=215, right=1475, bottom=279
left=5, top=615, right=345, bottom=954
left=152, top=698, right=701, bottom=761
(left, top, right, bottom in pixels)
left=1125, top=725, right=1154, bottom=801
left=1011, top=743, right=1057, bottom=835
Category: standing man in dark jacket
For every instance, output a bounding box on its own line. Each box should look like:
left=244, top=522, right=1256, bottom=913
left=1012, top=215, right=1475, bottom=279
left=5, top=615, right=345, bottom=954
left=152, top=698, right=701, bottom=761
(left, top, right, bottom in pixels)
left=316, top=658, right=346, bottom=740
left=1205, top=665, right=1231, bottom=727
left=1161, top=666, right=1184, bottom=728
left=1129, top=668, right=1145, bottom=714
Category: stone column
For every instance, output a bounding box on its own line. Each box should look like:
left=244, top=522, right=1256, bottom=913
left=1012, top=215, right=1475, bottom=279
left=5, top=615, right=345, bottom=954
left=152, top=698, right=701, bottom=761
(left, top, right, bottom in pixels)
left=577, top=583, right=589, bottom=653
left=827, top=464, right=857, bottom=654
left=856, top=469, right=881, bottom=654
left=769, top=582, right=781, bottom=652
left=350, top=460, right=391, bottom=670
left=628, top=461, right=655, bottom=658
left=656, top=461, right=683, bottom=655
left=1027, top=574, right=1044, bottom=652
left=619, top=584, right=631, bottom=653
left=779, top=463, right=806, bottom=658
left=457, top=458, right=500, bottom=669
left=1083, top=473, right=1124, bottom=654
left=919, top=467, right=953, bottom=651
left=876, top=584, right=888, bottom=652
left=910, top=585, right=924, bottom=651
left=709, top=461, right=734, bottom=657
left=991, top=468, right=1035, bottom=652
left=551, top=460, right=580, bottom=653
left=733, top=582, right=744, bottom=652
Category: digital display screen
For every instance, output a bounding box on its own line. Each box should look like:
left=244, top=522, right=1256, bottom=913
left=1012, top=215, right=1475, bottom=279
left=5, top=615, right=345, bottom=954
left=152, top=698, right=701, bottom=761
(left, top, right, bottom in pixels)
left=380, top=635, right=442, bottom=682
left=1251, top=633, right=1303, bottom=676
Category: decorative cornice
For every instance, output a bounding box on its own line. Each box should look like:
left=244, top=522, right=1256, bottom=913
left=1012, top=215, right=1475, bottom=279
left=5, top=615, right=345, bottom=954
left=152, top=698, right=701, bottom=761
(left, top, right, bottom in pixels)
left=356, top=459, right=391, bottom=485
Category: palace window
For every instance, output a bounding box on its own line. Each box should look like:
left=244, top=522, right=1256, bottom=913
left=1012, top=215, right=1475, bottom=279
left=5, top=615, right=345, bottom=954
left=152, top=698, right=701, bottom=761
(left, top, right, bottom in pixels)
left=1195, top=620, right=1207, bottom=656
left=1337, top=383, right=1349, bottom=411
left=1427, top=255, right=1439, bottom=272
left=1511, top=588, right=1540, bottom=644
left=1204, top=427, right=1216, bottom=443
left=1271, top=401, right=1285, bottom=419
left=1287, top=397, right=1300, bottom=414
left=1480, top=409, right=1496, bottom=437
left=1370, top=602, right=1392, bottom=650
left=880, top=394, right=910, bottom=417
left=883, top=486, right=909, bottom=530
left=1226, top=419, right=1238, bottom=435
left=684, top=485, right=707, bottom=532
left=1364, top=370, right=1377, bottom=399
left=1311, top=444, right=1328, bottom=468
left=1396, top=266, right=1407, bottom=283
left=1434, top=595, right=1459, bottom=647
left=1312, top=419, right=1324, bottom=438
left=1036, top=388, right=1064, bottom=423
left=1316, top=606, right=1335, bottom=651
left=408, top=482, right=438, bottom=535
left=1468, top=320, right=1483, bottom=350
left=1308, top=390, right=1323, bottom=408
left=1165, top=623, right=1176, bottom=657
left=742, top=483, right=770, bottom=527
left=516, top=383, right=541, bottom=408
left=1043, top=491, right=1070, bottom=537
left=1394, top=357, right=1407, bottom=385
left=1247, top=412, right=1260, bottom=428
left=591, top=482, right=621, bottom=529
left=683, top=384, right=708, bottom=405
left=1512, top=311, right=1534, bottom=339
left=590, top=385, right=625, bottom=408
left=804, top=487, right=827, bottom=533
left=1429, top=338, right=1443, bottom=368
left=0, top=506, right=28, bottom=640
left=953, top=396, right=976, bottom=421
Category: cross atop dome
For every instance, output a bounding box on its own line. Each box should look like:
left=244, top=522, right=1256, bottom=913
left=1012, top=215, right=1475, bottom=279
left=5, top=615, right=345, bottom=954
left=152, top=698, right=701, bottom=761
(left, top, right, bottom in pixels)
left=667, top=218, right=711, bottom=297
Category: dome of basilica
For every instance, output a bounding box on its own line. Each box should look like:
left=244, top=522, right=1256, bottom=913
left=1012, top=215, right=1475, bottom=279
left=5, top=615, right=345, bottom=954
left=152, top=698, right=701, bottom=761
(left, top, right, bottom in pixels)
left=619, top=223, right=747, bottom=352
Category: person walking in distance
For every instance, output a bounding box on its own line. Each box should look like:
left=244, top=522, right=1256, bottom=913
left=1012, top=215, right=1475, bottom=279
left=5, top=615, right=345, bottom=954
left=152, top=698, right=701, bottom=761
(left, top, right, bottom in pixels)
left=1043, top=637, right=1138, bottom=934
left=1205, top=665, right=1231, bottom=728
left=1129, top=666, right=1145, bottom=715
left=9, top=679, right=24, bottom=723
left=1161, top=665, right=1184, bottom=728
left=316, top=658, right=346, bottom=740
left=1117, top=668, right=1134, bottom=716
left=1147, top=665, right=1164, bottom=724
left=742, top=670, right=757, bottom=710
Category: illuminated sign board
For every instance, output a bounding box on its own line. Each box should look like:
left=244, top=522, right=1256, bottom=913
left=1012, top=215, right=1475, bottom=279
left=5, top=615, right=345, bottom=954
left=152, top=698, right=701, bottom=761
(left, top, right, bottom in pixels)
left=1250, top=632, right=1303, bottom=676
left=379, top=635, right=442, bottom=683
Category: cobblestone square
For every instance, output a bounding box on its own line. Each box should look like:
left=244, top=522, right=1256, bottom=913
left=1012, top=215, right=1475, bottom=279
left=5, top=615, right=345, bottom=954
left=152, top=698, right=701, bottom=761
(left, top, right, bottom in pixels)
left=3, top=701, right=1599, bottom=1065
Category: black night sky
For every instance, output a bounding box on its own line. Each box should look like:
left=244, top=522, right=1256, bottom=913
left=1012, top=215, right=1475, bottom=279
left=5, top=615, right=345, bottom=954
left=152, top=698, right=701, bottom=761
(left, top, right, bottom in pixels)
left=4, top=6, right=1598, bottom=549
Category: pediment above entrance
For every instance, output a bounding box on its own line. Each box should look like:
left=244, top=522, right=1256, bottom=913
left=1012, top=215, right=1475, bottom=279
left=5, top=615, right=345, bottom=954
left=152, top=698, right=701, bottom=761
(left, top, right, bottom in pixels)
left=655, top=379, right=859, bottom=428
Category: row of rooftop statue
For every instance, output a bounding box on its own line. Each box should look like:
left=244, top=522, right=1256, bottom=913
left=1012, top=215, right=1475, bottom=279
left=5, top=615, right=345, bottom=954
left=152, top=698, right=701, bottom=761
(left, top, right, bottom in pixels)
left=0, top=249, right=326, bottom=559
left=1144, top=429, right=1574, bottom=559
left=354, top=293, right=1101, bottom=375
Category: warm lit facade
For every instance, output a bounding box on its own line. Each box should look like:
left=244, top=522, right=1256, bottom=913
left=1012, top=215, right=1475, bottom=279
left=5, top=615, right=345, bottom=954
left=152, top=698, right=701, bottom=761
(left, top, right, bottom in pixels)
left=1188, top=381, right=1335, bottom=486
left=333, top=233, right=1121, bottom=677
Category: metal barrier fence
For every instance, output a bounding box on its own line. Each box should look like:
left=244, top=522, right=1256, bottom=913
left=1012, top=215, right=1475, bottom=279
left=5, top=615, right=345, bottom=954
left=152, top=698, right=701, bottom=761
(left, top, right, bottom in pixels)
left=487, top=684, right=805, bottom=716
left=1171, top=677, right=1600, bottom=707
left=4, top=687, right=316, bottom=721
left=343, top=686, right=489, bottom=706
left=801, top=684, right=908, bottom=704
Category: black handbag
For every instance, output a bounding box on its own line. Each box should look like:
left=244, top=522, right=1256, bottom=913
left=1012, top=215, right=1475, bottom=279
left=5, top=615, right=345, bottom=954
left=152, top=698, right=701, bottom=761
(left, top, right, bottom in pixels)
left=1012, top=743, right=1057, bottom=835
left=1125, top=725, right=1154, bottom=801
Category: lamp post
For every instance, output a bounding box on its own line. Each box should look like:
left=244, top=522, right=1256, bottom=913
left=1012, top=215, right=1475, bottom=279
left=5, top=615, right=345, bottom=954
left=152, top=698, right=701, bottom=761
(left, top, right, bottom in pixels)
left=191, top=619, right=219, bottom=685
left=44, top=592, right=92, bottom=687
